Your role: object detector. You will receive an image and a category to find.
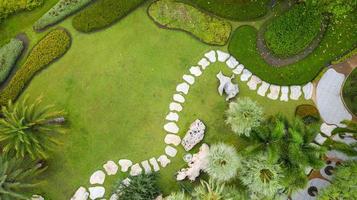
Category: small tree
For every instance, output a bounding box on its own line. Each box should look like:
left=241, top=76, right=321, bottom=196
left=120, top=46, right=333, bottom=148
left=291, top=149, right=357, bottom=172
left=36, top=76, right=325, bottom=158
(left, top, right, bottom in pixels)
left=205, top=143, right=240, bottom=182
left=225, top=98, right=264, bottom=137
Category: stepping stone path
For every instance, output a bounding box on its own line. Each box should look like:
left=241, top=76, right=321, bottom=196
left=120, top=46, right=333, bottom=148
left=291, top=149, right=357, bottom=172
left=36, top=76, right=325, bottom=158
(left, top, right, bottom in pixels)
left=71, top=50, right=320, bottom=199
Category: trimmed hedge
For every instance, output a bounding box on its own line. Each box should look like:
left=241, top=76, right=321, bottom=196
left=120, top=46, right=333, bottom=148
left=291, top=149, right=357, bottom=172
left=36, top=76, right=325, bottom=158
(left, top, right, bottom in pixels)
left=295, top=104, right=320, bottom=124
left=72, top=0, right=145, bottom=32
left=228, top=12, right=357, bottom=85
left=179, top=0, right=270, bottom=21
left=0, top=0, right=43, bottom=23
left=34, top=0, right=94, bottom=30
left=264, top=4, right=323, bottom=57
left=343, top=68, right=357, bottom=116
left=0, top=29, right=71, bottom=106
left=148, top=0, right=231, bottom=46
left=0, top=38, right=24, bottom=84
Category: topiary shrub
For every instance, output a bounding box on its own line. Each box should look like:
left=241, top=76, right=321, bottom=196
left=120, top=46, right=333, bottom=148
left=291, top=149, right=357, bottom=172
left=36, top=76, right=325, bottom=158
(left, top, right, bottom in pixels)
left=295, top=104, right=320, bottom=124
left=0, top=38, right=24, bottom=84
left=0, top=29, right=71, bottom=106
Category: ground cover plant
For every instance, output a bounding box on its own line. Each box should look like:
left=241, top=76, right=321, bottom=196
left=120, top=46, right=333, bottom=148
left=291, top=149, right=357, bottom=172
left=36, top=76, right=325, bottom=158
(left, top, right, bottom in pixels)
left=179, top=0, right=270, bottom=21
left=0, top=29, right=71, bottom=106
left=264, top=4, right=323, bottom=57
left=72, top=0, right=146, bottom=32
left=148, top=0, right=231, bottom=46
left=33, top=0, right=94, bottom=30
left=228, top=13, right=357, bottom=85
left=0, top=0, right=43, bottom=23
left=0, top=38, right=23, bottom=83
left=343, top=68, right=357, bottom=115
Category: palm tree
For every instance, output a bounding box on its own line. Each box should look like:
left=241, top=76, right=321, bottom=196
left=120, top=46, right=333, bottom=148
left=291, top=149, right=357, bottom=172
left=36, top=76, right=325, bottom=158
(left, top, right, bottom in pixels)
left=0, top=155, right=45, bottom=200
left=0, top=96, right=65, bottom=159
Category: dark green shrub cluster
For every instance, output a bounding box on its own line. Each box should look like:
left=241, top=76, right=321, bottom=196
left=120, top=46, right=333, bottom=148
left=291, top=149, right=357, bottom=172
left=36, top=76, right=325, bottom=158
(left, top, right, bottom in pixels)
left=343, top=68, right=357, bottom=115
left=0, top=38, right=24, bottom=84
left=0, top=29, right=71, bottom=106
left=34, top=0, right=93, bottom=30
left=72, top=0, right=146, bottom=32
left=179, top=0, right=270, bottom=21
left=0, top=0, right=43, bottom=23
left=148, top=0, right=231, bottom=46
left=264, top=4, right=323, bottom=57
left=295, top=104, right=320, bottom=124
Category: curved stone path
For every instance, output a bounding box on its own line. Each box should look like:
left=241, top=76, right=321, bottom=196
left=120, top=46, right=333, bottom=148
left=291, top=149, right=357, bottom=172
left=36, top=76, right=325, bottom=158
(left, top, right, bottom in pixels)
left=70, top=50, right=318, bottom=200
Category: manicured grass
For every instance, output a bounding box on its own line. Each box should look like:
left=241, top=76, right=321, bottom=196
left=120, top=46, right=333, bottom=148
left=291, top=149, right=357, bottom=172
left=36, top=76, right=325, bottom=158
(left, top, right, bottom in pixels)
left=228, top=13, right=357, bottom=85
left=179, top=0, right=270, bottom=21
left=20, top=4, right=311, bottom=199
left=343, top=68, right=357, bottom=116
left=148, top=0, right=231, bottom=45
left=264, top=4, right=323, bottom=57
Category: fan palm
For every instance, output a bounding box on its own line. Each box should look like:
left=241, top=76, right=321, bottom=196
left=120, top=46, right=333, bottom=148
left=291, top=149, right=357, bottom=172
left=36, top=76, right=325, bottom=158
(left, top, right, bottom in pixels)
left=0, top=96, right=65, bottom=159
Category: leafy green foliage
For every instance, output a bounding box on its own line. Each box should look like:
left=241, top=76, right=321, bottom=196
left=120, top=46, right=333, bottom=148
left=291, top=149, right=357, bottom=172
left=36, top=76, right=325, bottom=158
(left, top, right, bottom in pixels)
left=0, top=29, right=71, bottom=106
left=33, top=0, right=93, bottom=30
left=148, top=0, right=231, bottom=46
left=179, top=0, right=270, bottom=21
left=0, top=38, right=23, bottom=83
left=225, top=97, right=264, bottom=137
left=114, top=173, right=161, bottom=200
left=165, top=192, right=190, bottom=200
left=0, top=155, right=46, bottom=200
left=205, top=143, right=240, bottom=182
left=264, top=4, right=323, bottom=57
left=72, top=0, right=145, bottom=32
left=318, top=161, right=357, bottom=200
left=305, top=0, right=357, bottom=22
left=343, top=68, right=357, bottom=115
left=0, top=96, right=65, bottom=159
left=192, top=179, right=247, bottom=200
left=0, top=0, right=43, bottom=23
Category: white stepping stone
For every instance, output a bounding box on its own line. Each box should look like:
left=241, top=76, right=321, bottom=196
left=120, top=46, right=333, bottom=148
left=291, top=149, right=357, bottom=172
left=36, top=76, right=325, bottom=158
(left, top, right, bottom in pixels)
left=157, top=155, right=171, bottom=167
left=173, top=94, right=185, bottom=103
left=110, top=194, right=119, bottom=200
left=280, top=86, right=289, bottom=102
left=216, top=50, right=230, bottom=62
left=149, top=157, right=160, bottom=172
left=303, top=82, right=313, bottom=100
left=90, top=170, right=105, bottom=185
left=130, top=163, right=143, bottom=176
left=164, top=122, right=179, bottom=134
left=290, top=86, right=302, bottom=100
left=118, top=159, right=132, bottom=172
left=189, top=66, right=202, bottom=77
left=183, top=74, right=195, bottom=85
left=165, top=112, right=179, bottom=122
left=247, top=75, right=261, bottom=90
left=88, top=186, right=105, bottom=200
left=204, top=50, right=216, bottom=63
left=176, top=82, right=189, bottom=94
left=320, top=123, right=336, bottom=137
left=164, top=134, right=181, bottom=146
left=226, top=56, right=239, bottom=69
left=198, top=58, right=210, bottom=69
left=233, top=64, right=244, bottom=75
left=257, top=81, right=270, bottom=96
left=141, top=160, right=152, bottom=174
left=71, top=187, right=89, bottom=200
left=103, top=161, right=118, bottom=175
left=240, top=69, right=252, bottom=81
left=122, top=178, right=131, bottom=186
left=169, top=102, right=182, bottom=112
left=267, top=85, right=281, bottom=100
left=165, top=146, right=177, bottom=157
left=315, top=133, right=327, bottom=145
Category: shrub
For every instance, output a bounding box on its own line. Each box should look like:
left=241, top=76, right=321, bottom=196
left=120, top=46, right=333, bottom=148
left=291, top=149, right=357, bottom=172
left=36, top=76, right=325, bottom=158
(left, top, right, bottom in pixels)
left=264, top=4, right=323, bottom=57
left=72, top=0, right=145, bottom=32
left=0, top=29, right=71, bottom=106
left=148, top=0, right=231, bottom=46
left=0, top=0, right=43, bottom=23
left=225, top=98, right=264, bottom=137
left=192, top=179, right=245, bottom=200
left=295, top=104, right=320, bottom=124
left=0, top=38, right=24, bottom=84
left=343, top=68, right=357, bottom=115
left=33, top=0, right=93, bottom=30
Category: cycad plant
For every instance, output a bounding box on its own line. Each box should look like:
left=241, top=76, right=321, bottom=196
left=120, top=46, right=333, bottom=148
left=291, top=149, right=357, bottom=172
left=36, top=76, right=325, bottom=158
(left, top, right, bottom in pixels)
left=0, top=155, right=45, bottom=200
left=0, top=96, right=65, bottom=159
left=192, top=179, right=245, bottom=200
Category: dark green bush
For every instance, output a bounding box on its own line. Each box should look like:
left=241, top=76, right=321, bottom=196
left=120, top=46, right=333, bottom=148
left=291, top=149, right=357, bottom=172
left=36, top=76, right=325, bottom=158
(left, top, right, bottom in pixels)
left=343, top=68, right=357, bottom=116
left=0, top=29, right=71, bottom=106
left=264, top=4, right=323, bottom=57
left=295, top=104, right=320, bottom=124
left=0, top=38, right=24, bottom=83
left=72, top=0, right=146, bottom=32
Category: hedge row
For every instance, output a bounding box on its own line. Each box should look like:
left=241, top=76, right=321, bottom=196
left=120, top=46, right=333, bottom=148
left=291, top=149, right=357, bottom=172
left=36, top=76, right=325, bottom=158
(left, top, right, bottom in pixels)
left=0, top=0, right=43, bottom=23
left=148, top=0, right=231, bottom=46
left=72, top=0, right=146, bottom=32
left=0, top=38, right=24, bottom=84
left=0, top=29, right=71, bottom=106
left=33, top=0, right=93, bottom=30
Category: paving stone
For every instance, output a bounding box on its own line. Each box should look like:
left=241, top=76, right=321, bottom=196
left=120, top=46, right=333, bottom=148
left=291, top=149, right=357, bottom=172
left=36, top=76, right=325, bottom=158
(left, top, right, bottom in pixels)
left=280, top=86, right=289, bottom=102
left=204, top=50, right=216, bottom=63
left=165, top=134, right=181, bottom=146
left=71, top=187, right=89, bottom=200
left=176, top=82, right=190, bottom=94
left=290, top=85, right=302, bottom=100
left=103, top=161, right=118, bottom=175
left=226, top=56, right=239, bottom=69
left=169, top=102, right=182, bottom=112
left=247, top=75, right=261, bottom=90
left=198, top=58, right=210, bottom=69
left=320, top=123, right=336, bottom=137
left=118, top=159, right=132, bottom=172
left=88, top=186, right=105, bottom=200
left=165, top=146, right=178, bottom=157
left=173, top=94, right=185, bottom=103
left=267, top=85, right=280, bottom=100
left=164, top=122, right=179, bottom=134
left=315, top=133, right=327, bottom=145
left=149, top=157, right=160, bottom=172
left=165, top=112, right=179, bottom=122
left=189, top=66, right=202, bottom=77
left=89, top=170, right=105, bottom=185
left=157, top=155, right=171, bottom=167
left=141, top=160, right=152, bottom=174
left=233, top=64, right=244, bottom=75
left=303, top=82, right=313, bottom=100
left=216, top=50, right=230, bottom=62
left=130, top=164, right=143, bottom=176
left=240, top=69, right=252, bottom=81
left=183, top=74, right=195, bottom=85
left=257, top=81, right=270, bottom=96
